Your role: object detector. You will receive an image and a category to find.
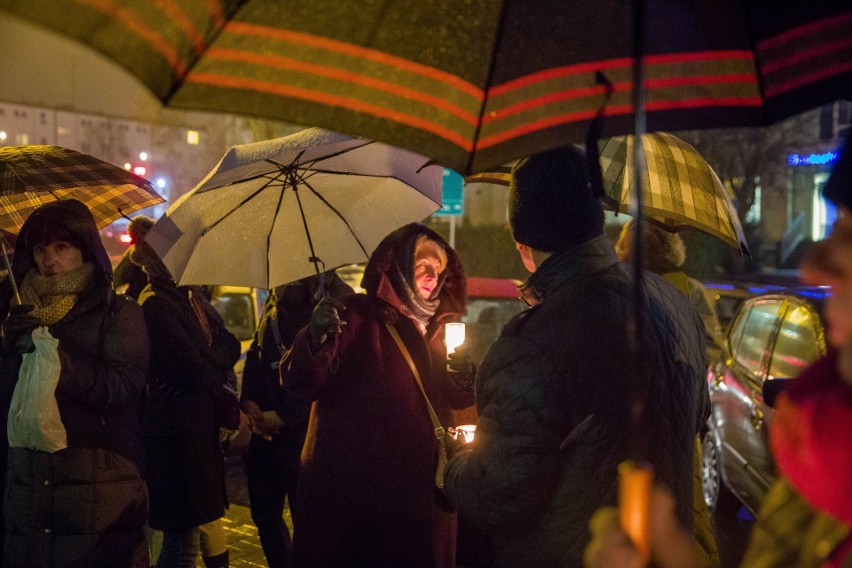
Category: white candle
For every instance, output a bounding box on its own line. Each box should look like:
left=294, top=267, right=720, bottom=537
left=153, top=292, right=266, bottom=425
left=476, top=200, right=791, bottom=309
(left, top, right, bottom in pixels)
left=444, top=322, right=465, bottom=354
left=456, top=424, right=476, bottom=443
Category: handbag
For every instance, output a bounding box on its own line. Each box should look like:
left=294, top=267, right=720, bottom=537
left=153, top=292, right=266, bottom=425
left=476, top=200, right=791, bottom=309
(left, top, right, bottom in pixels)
left=7, top=326, right=68, bottom=453
left=385, top=323, right=448, bottom=489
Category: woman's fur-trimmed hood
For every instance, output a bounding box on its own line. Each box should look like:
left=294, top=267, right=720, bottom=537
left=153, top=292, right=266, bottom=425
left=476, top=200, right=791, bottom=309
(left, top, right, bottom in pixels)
left=361, top=223, right=466, bottom=319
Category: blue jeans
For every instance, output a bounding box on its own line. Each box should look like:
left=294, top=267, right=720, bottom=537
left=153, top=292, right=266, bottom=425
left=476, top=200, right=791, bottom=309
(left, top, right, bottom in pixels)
left=157, top=528, right=200, bottom=568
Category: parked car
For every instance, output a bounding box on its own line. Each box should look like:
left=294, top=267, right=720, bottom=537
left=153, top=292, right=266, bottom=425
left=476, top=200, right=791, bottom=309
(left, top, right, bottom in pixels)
left=701, top=286, right=829, bottom=514
left=461, top=276, right=525, bottom=364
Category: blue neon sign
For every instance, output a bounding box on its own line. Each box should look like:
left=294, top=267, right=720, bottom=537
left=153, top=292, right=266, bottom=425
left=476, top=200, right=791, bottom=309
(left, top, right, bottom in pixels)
left=788, top=151, right=839, bottom=166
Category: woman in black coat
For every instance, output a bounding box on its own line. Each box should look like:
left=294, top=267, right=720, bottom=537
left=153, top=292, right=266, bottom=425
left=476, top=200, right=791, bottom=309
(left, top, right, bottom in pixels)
left=131, top=241, right=240, bottom=568
left=0, top=199, right=150, bottom=567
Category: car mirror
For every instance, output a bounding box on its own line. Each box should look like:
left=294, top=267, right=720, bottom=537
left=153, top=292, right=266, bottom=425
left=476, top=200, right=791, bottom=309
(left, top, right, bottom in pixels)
left=762, top=378, right=793, bottom=408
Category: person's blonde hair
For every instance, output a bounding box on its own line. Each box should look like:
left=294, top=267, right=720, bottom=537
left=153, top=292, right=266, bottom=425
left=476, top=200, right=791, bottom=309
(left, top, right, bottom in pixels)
left=614, top=219, right=685, bottom=267
left=414, top=235, right=447, bottom=274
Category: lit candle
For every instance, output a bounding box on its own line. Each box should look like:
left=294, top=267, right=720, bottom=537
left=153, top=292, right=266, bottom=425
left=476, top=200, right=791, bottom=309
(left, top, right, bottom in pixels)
left=444, top=322, right=465, bottom=354
left=456, top=424, right=476, bottom=443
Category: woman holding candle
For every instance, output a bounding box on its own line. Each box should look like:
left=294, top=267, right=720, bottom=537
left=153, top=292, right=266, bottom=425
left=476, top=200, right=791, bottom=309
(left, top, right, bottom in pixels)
left=281, top=222, right=473, bottom=568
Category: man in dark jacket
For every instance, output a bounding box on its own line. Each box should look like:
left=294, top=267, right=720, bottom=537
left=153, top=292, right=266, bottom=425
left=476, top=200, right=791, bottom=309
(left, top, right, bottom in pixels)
left=241, top=271, right=352, bottom=568
left=443, top=147, right=709, bottom=568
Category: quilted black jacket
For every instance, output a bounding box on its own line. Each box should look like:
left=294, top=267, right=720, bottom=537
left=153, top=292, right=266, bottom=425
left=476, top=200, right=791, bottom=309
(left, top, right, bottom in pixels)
left=444, top=235, right=708, bottom=568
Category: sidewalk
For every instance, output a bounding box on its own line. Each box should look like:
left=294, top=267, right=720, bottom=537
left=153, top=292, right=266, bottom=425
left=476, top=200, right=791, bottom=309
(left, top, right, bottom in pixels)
left=217, top=504, right=267, bottom=567
left=194, top=454, right=288, bottom=568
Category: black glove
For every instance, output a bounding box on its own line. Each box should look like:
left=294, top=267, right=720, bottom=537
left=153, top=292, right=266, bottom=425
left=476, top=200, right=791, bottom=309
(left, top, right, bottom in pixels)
left=1, top=304, right=40, bottom=355
left=446, top=342, right=475, bottom=388
left=308, top=297, right=346, bottom=349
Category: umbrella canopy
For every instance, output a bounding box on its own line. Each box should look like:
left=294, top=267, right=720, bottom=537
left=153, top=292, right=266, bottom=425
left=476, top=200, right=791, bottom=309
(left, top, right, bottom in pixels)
left=466, top=133, right=749, bottom=254
left=0, top=145, right=164, bottom=233
left=598, top=133, right=749, bottom=255
left=145, top=128, right=443, bottom=289
left=1, top=2, right=849, bottom=174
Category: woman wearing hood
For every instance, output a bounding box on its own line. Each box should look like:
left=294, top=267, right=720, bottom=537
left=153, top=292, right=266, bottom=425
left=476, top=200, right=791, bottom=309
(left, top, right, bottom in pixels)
left=0, top=199, right=150, bottom=567
left=281, top=223, right=474, bottom=568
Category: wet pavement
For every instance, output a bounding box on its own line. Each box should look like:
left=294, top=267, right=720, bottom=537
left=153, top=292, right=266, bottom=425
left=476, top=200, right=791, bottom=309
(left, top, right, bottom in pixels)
left=215, top=453, right=753, bottom=568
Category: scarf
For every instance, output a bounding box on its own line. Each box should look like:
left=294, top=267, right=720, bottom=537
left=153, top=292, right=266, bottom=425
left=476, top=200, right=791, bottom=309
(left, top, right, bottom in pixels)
left=19, top=262, right=95, bottom=325
left=390, top=261, right=440, bottom=334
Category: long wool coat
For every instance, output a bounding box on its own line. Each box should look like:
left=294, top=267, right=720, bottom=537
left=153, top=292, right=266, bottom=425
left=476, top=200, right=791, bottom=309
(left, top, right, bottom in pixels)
left=282, top=224, right=472, bottom=568
left=138, top=280, right=241, bottom=532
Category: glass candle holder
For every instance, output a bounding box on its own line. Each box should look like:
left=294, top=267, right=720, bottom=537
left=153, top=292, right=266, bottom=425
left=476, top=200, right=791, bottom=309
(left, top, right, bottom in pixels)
left=444, top=322, right=465, bottom=354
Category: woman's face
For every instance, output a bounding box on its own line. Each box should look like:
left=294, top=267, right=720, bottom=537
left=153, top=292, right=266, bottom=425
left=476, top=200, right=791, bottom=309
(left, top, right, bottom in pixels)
left=414, top=245, right=445, bottom=300
left=34, top=240, right=83, bottom=277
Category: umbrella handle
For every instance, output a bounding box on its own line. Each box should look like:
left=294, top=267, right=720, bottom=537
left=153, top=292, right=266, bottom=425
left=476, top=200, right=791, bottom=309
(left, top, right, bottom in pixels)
left=0, top=236, right=22, bottom=305
left=618, top=460, right=653, bottom=566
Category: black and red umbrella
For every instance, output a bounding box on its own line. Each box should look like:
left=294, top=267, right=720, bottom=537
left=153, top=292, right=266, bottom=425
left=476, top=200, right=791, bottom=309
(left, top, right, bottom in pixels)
left=1, top=1, right=849, bottom=174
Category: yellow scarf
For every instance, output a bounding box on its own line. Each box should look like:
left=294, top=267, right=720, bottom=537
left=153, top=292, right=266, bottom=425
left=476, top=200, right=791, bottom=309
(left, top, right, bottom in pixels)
left=19, top=262, right=95, bottom=325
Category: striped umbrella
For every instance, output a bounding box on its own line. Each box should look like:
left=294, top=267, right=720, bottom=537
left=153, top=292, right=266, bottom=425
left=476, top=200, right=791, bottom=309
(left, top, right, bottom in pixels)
left=0, top=145, right=164, bottom=233
left=1, top=1, right=849, bottom=174
left=466, top=133, right=749, bottom=254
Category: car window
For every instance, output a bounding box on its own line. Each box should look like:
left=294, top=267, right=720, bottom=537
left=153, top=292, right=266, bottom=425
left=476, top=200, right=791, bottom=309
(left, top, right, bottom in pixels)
left=768, top=303, right=822, bottom=380
left=731, top=300, right=783, bottom=379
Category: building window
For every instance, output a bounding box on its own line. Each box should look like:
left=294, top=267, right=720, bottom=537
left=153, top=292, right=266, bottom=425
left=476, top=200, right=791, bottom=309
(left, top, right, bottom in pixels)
left=839, top=101, right=851, bottom=125
left=745, top=178, right=761, bottom=224
left=187, top=130, right=200, bottom=145
left=819, top=105, right=834, bottom=141
left=15, top=133, right=29, bottom=145
left=812, top=173, right=836, bottom=240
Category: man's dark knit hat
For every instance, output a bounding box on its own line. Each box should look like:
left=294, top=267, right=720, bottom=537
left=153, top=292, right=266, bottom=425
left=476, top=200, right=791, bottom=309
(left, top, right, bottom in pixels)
left=509, top=145, right=604, bottom=252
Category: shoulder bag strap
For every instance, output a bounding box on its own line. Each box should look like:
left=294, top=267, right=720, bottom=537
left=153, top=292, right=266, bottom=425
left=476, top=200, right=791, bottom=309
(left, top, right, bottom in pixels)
left=385, top=323, right=448, bottom=488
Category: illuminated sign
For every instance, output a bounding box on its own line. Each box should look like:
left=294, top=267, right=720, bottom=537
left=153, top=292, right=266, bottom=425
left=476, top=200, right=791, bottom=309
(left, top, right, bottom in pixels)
left=788, top=151, right=839, bottom=166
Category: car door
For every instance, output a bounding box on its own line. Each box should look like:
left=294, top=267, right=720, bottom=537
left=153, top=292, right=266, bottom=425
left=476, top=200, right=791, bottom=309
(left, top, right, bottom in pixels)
left=710, top=298, right=783, bottom=508
left=746, top=300, right=826, bottom=497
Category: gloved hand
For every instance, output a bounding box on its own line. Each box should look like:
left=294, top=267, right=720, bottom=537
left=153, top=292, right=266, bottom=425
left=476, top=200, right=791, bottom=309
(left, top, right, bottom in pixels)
left=444, top=427, right=474, bottom=461
left=446, top=342, right=475, bottom=388
left=1, top=304, right=40, bottom=355
left=308, top=297, right=346, bottom=349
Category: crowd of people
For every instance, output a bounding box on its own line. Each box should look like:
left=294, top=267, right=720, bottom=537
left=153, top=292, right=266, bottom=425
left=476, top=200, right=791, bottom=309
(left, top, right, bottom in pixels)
left=0, top=138, right=848, bottom=568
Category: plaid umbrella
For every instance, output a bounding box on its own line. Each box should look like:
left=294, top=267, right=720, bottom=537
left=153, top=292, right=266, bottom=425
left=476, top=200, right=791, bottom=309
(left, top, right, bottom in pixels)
left=0, top=145, right=164, bottom=233
left=1, top=1, right=849, bottom=174
left=598, top=133, right=749, bottom=255
left=467, top=133, right=749, bottom=254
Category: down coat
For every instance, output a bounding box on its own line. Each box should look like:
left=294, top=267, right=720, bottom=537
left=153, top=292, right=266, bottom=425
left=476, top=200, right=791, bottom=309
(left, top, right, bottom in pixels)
left=444, top=235, right=709, bottom=568
left=0, top=200, right=150, bottom=568
left=281, top=223, right=473, bottom=568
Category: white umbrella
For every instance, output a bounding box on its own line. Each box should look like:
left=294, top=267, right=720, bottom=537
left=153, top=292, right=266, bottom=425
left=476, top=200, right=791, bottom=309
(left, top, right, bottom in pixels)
left=145, top=128, right=443, bottom=289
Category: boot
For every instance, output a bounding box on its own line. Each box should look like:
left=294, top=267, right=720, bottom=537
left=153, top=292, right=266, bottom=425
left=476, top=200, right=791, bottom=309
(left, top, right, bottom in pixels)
left=202, top=550, right=229, bottom=568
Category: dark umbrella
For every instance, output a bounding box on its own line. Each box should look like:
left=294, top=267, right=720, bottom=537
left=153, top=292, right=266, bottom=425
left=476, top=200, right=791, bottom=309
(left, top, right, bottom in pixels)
left=1, top=1, right=849, bottom=174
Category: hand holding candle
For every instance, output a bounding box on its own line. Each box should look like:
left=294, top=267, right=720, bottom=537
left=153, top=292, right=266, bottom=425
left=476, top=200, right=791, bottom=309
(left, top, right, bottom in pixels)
left=445, top=323, right=475, bottom=386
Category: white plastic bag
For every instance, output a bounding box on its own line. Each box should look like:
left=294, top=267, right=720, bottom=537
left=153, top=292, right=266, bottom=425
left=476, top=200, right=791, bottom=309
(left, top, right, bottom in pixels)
left=7, top=326, right=67, bottom=453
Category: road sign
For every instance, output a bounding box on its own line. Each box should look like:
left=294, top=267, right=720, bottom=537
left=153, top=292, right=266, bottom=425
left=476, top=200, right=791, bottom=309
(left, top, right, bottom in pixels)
left=434, top=168, right=463, bottom=216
